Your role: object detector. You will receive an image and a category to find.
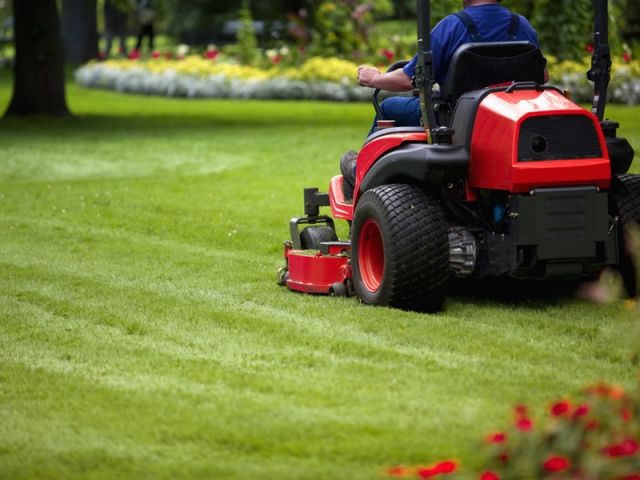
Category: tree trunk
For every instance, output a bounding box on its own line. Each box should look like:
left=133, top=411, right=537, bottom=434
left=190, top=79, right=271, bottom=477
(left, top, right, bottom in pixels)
left=3, top=0, right=71, bottom=117
left=61, top=0, right=99, bottom=64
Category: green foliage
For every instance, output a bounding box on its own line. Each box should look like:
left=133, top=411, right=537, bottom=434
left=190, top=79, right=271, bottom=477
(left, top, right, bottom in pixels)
left=531, top=0, right=593, bottom=62
left=234, top=1, right=259, bottom=65
left=307, top=0, right=387, bottom=61
left=476, top=385, right=640, bottom=479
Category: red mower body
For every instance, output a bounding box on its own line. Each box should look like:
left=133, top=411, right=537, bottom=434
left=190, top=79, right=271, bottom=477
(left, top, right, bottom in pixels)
left=466, top=89, right=611, bottom=193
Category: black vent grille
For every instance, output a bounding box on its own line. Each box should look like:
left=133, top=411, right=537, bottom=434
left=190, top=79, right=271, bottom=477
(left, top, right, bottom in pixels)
left=517, top=115, right=602, bottom=162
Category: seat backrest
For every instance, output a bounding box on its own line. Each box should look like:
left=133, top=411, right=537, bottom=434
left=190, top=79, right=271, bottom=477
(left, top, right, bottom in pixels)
left=440, top=41, right=545, bottom=105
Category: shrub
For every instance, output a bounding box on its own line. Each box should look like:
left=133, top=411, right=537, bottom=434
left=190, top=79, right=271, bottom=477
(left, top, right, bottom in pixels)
left=548, top=55, right=640, bottom=105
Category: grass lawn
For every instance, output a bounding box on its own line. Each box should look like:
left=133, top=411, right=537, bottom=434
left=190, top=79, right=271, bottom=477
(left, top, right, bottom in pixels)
left=0, top=68, right=639, bottom=480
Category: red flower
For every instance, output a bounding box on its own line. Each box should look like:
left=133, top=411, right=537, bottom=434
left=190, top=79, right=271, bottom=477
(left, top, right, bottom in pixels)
left=515, top=418, right=533, bottom=431
left=574, top=404, right=589, bottom=417
left=624, top=475, right=640, bottom=480
left=152, top=51, right=160, bottom=58
left=98, top=51, right=106, bottom=60
left=417, top=461, right=457, bottom=478
left=497, top=452, right=509, bottom=463
left=164, top=52, right=172, bottom=59
left=128, top=49, right=140, bottom=60
left=205, top=50, right=219, bottom=60
left=586, top=44, right=594, bottom=52
left=622, top=407, right=632, bottom=422
left=298, top=45, right=305, bottom=53
left=603, top=439, right=639, bottom=457
left=623, top=53, right=631, bottom=62
left=386, top=466, right=410, bottom=477
left=514, top=404, right=528, bottom=417
left=550, top=401, right=570, bottom=417
left=610, top=386, right=626, bottom=399
left=381, top=49, right=395, bottom=61
left=543, top=456, right=570, bottom=472
left=486, top=432, right=506, bottom=444
left=480, top=472, right=500, bottom=480
left=272, top=55, right=282, bottom=64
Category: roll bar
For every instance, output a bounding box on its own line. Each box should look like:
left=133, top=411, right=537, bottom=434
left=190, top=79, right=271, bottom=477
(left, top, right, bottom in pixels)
left=587, top=0, right=611, bottom=121
left=415, top=0, right=437, bottom=136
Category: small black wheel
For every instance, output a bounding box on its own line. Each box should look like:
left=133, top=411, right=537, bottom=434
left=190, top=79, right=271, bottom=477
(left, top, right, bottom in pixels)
left=300, top=226, right=339, bottom=250
left=277, top=268, right=289, bottom=287
left=351, top=184, right=449, bottom=313
left=329, top=282, right=347, bottom=297
left=610, top=173, right=640, bottom=297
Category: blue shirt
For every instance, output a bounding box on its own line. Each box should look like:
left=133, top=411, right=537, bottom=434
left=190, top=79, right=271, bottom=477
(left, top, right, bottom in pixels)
left=402, top=5, right=543, bottom=85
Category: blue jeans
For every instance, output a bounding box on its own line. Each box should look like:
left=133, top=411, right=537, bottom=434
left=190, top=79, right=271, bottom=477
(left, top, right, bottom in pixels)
left=367, top=96, right=422, bottom=137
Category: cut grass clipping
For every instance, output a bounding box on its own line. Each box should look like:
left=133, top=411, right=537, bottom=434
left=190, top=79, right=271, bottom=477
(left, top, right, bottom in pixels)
left=0, top=71, right=639, bottom=479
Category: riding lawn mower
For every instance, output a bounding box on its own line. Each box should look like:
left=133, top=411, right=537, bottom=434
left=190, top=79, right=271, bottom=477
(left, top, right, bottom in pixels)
left=277, top=0, right=637, bottom=313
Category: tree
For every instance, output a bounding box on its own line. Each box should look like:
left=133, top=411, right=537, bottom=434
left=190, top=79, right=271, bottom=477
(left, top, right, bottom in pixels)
left=61, top=0, right=99, bottom=64
left=4, top=0, right=71, bottom=117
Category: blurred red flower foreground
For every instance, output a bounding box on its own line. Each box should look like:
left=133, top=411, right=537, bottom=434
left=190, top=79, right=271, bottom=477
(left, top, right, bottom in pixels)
left=384, top=383, right=640, bottom=479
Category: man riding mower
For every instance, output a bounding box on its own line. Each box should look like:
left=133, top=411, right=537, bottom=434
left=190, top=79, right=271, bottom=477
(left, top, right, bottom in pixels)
left=277, top=0, right=636, bottom=314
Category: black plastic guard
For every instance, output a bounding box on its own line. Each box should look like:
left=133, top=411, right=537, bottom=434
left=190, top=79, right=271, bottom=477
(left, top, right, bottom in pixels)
left=505, top=186, right=617, bottom=279
left=606, top=136, right=635, bottom=175
left=359, top=143, right=469, bottom=192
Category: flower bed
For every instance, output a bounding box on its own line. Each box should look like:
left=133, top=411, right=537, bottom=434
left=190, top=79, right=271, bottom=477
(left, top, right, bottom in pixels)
left=75, top=55, right=373, bottom=102
left=75, top=52, right=640, bottom=105
left=384, top=382, right=640, bottom=479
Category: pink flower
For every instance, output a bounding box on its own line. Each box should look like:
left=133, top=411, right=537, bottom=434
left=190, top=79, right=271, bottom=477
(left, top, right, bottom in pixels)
left=205, top=50, right=219, bottom=60
left=128, top=49, right=140, bottom=60
left=550, top=401, right=570, bottom=417
left=543, top=456, right=570, bottom=472
left=485, top=432, right=506, bottom=444
left=480, top=472, right=500, bottom=480
left=272, top=55, right=281, bottom=64
left=603, top=439, right=639, bottom=457
left=623, top=53, right=631, bottom=62
left=586, top=44, right=594, bottom=52
left=152, top=51, right=160, bottom=58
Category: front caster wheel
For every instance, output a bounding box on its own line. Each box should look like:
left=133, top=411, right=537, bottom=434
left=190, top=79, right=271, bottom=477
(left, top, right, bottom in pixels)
left=351, top=184, right=449, bottom=313
left=329, top=282, right=347, bottom=297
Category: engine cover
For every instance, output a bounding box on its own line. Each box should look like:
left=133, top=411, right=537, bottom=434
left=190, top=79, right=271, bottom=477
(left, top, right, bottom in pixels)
left=455, top=88, right=611, bottom=193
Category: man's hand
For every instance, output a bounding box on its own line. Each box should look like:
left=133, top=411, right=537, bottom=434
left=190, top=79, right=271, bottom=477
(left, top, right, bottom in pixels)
left=357, top=65, right=381, bottom=88
left=357, top=65, right=414, bottom=92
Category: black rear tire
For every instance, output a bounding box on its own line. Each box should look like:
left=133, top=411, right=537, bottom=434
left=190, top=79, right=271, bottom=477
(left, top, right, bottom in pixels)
left=300, top=226, right=339, bottom=250
left=351, top=184, right=449, bottom=313
left=610, top=173, right=640, bottom=297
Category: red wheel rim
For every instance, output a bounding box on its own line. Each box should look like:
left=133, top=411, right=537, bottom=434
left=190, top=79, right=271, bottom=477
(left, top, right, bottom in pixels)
left=358, top=218, right=384, bottom=292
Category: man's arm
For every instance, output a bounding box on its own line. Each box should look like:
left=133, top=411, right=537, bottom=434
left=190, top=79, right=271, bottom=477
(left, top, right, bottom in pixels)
left=357, top=66, right=414, bottom=92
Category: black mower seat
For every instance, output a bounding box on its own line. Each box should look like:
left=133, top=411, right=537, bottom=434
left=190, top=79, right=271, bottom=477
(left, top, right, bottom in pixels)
left=440, top=41, right=546, bottom=106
